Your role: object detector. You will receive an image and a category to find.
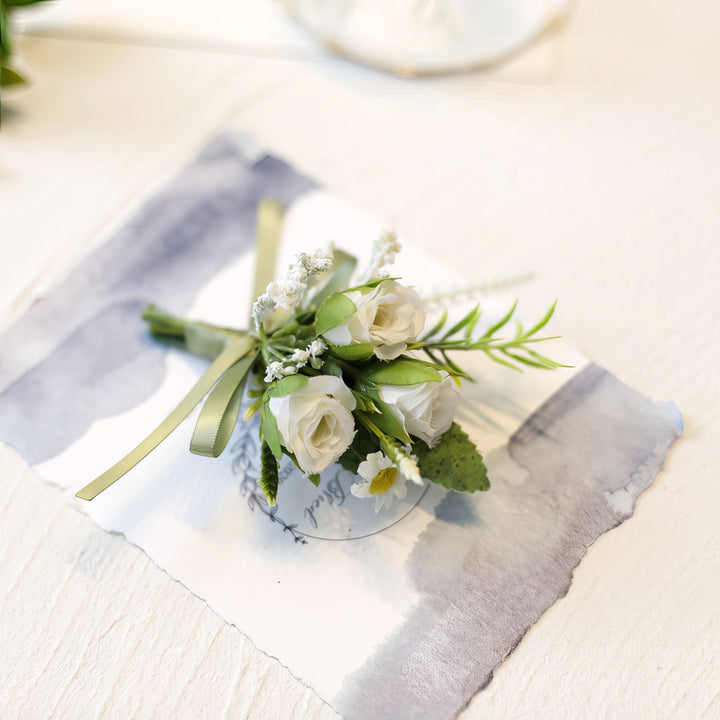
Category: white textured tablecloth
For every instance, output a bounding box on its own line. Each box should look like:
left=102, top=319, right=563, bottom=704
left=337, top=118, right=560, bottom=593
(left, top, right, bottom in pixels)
left=1, top=1, right=718, bottom=718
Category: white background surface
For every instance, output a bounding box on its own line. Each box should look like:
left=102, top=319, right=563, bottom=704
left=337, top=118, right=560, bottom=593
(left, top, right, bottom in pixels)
left=1, top=1, right=718, bottom=718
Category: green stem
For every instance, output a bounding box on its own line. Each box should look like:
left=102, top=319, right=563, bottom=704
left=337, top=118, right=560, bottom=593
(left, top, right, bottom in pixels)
left=271, top=320, right=300, bottom=338
left=142, top=304, right=254, bottom=360
left=356, top=413, right=386, bottom=441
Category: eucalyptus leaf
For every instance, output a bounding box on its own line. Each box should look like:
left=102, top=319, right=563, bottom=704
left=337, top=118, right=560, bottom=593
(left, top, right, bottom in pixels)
left=315, top=292, right=356, bottom=335
left=415, top=423, right=489, bottom=493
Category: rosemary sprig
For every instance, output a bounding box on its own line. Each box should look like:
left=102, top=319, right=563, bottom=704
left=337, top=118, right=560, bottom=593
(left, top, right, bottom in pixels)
left=417, top=300, right=570, bottom=376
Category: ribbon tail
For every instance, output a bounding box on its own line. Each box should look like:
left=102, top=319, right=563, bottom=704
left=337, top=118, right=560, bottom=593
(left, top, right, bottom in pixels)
left=190, top=353, right=256, bottom=458
left=250, top=199, right=285, bottom=323
left=75, top=336, right=256, bottom=501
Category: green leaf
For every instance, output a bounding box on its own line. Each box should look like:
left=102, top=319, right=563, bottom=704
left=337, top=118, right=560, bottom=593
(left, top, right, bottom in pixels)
left=6, top=0, right=55, bottom=7
left=420, top=309, right=448, bottom=341
left=481, top=300, right=518, bottom=339
left=409, top=354, right=470, bottom=380
left=308, top=473, right=321, bottom=487
left=1, top=65, right=25, bottom=87
left=351, top=390, right=378, bottom=414
left=356, top=387, right=412, bottom=443
left=315, top=292, right=356, bottom=335
left=464, top=306, right=482, bottom=339
left=267, top=373, right=308, bottom=397
left=441, top=351, right=473, bottom=382
left=260, top=399, right=283, bottom=460
left=259, top=441, right=279, bottom=505
left=442, top=304, right=480, bottom=340
left=337, top=422, right=379, bottom=472
left=414, top=423, right=489, bottom=493
left=486, top=350, right=523, bottom=372
left=365, top=358, right=442, bottom=385
left=243, top=394, right=263, bottom=421
left=1, top=4, right=12, bottom=59
left=328, top=341, right=374, bottom=362
left=322, top=358, right=344, bottom=377
left=522, top=300, right=557, bottom=339
left=342, top=276, right=400, bottom=294
left=371, top=411, right=411, bottom=444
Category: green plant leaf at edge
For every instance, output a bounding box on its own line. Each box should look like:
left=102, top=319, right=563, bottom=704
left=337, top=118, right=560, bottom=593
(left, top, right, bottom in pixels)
left=1, top=65, right=25, bottom=86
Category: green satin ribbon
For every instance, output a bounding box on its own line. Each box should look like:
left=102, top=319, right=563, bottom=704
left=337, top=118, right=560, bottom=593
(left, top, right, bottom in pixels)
left=190, top=353, right=255, bottom=458
left=250, top=199, right=284, bottom=321
left=75, top=199, right=361, bottom=502
left=75, top=336, right=256, bottom=501
left=75, top=199, right=288, bottom=501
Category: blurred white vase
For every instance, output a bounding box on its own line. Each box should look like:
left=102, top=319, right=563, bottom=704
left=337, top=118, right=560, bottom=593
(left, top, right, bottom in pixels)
left=281, top=0, right=571, bottom=75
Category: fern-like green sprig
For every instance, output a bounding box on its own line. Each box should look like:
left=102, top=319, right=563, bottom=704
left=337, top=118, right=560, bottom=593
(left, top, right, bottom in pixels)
left=414, top=300, right=570, bottom=377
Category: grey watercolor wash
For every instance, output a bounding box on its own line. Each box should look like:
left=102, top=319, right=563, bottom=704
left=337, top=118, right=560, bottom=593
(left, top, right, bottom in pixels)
left=333, top=363, right=682, bottom=720
left=0, top=136, right=683, bottom=720
left=0, top=134, right=316, bottom=464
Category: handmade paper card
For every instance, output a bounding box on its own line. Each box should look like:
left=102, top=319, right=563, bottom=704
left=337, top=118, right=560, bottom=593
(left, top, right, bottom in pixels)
left=0, top=134, right=682, bottom=720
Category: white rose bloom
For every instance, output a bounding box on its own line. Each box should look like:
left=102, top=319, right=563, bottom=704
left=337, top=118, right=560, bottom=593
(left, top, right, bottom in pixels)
left=379, top=372, right=460, bottom=447
left=323, top=280, right=424, bottom=361
left=268, top=375, right=356, bottom=475
left=350, top=451, right=408, bottom=513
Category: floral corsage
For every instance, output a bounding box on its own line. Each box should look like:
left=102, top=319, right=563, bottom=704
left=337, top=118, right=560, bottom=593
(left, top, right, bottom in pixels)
left=76, top=207, right=564, bottom=511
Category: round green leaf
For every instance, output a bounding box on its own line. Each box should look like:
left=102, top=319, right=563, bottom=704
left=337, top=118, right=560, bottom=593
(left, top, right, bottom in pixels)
left=315, top=292, right=356, bottom=335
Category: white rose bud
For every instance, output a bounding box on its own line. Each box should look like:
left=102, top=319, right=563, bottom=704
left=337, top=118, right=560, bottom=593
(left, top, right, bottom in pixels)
left=323, top=280, right=425, bottom=361
left=268, top=375, right=356, bottom=475
left=379, top=373, right=460, bottom=447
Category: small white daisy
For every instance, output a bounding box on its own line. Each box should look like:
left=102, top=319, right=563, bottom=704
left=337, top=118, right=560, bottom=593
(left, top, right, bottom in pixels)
left=351, top=451, right=408, bottom=513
